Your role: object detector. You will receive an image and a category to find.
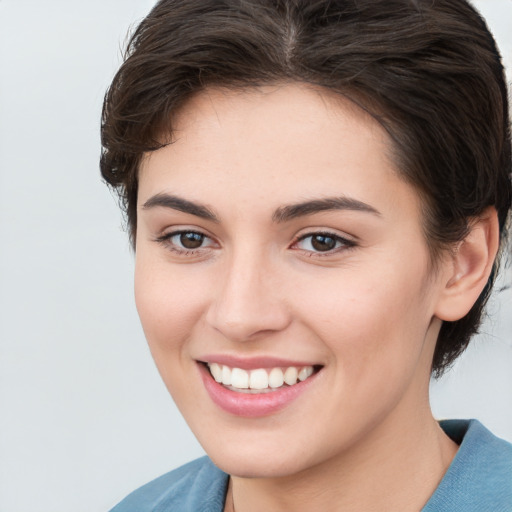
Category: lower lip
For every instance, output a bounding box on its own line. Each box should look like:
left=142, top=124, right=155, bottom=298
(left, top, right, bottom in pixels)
left=198, top=363, right=319, bottom=417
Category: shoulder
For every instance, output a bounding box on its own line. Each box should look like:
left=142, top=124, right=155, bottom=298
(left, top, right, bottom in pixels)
left=109, top=456, right=229, bottom=512
left=423, top=419, right=512, bottom=512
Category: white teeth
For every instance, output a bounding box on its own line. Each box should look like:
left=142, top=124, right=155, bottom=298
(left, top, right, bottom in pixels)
left=231, top=368, right=249, bottom=389
left=221, top=365, right=232, bottom=386
left=207, top=363, right=316, bottom=392
left=268, top=367, right=284, bottom=388
left=249, top=368, right=268, bottom=390
left=209, top=362, right=222, bottom=383
left=284, top=366, right=298, bottom=385
left=298, top=366, right=314, bottom=381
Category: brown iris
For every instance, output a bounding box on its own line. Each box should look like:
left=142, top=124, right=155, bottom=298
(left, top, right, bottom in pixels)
left=310, top=234, right=337, bottom=252
left=180, top=232, right=204, bottom=249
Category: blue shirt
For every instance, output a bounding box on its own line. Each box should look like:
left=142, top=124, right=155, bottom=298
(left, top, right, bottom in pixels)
left=110, top=419, right=512, bottom=511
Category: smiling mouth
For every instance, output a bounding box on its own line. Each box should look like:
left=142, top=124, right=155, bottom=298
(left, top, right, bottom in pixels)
left=205, top=362, right=321, bottom=394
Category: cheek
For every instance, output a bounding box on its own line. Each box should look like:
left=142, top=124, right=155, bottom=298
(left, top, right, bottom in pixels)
left=133, top=255, right=213, bottom=415
left=296, top=262, right=433, bottom=383
left=134, top=254, right=207, bottom=356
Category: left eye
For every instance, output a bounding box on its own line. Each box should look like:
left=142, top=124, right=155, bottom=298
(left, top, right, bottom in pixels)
left=294, top=233, right=351, bottom=253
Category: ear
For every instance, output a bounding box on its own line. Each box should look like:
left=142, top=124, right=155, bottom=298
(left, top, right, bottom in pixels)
left=434, top=207, right=500, bottom=322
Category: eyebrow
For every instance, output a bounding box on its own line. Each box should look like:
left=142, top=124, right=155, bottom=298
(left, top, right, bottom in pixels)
left=141, top=193, right=380, bottom=223
left=272, top=197, right=381, bottom=223
left=142, top=193, right=220, bottom=222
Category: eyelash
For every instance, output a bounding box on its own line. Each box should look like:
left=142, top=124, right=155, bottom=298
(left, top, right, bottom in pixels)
left=155, top=230, right=216, bottom=256
left=155, top=230, right=357, bottom=257
left=292, top=232, right=356, bottom=256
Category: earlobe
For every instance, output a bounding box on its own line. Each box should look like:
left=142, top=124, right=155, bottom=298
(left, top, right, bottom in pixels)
left=435, top=207, right=500, bottom=322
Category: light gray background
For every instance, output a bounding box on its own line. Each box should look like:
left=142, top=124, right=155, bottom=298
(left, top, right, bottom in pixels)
left=0, top=1, right=511, bottom=511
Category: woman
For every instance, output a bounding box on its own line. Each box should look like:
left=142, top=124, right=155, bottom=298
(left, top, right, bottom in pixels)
left=102, top=0, right=512, bottom=510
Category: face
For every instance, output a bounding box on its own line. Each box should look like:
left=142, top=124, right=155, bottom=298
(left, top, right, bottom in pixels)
left=135, top=84, right=450, bottom=478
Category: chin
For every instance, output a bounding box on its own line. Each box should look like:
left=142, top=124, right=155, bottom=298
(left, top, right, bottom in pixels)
left=210, top=449, right=312, bottom=479
left=194, top=427, right=328, bottom=479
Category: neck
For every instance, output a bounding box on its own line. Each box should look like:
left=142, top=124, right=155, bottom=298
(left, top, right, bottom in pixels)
left=227, top=405, right=457, bottom=512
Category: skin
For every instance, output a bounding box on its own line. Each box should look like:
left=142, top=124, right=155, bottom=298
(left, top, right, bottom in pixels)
left=134, top=84, right=496, bottom=511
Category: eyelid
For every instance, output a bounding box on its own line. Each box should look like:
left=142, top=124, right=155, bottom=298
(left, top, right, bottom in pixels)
left=294, top=227, right=357, bottom=243
left=156, top=224, right=215, bottom=241
left=291, top=230, right=357, bottom=254
left=155, top=227, right=218, bottom=255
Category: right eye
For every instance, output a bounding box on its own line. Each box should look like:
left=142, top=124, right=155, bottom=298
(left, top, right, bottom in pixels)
left=174, top=231, right=206, bottom=249
left=156, top=230, right=216, bottom=255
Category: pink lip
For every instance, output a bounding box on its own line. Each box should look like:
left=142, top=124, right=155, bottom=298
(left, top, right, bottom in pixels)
left=198, top=354, right=318, bottom=370
left=198, top=362, right=320, bottom=418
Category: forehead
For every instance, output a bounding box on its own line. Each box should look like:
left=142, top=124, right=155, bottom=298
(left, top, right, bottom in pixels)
left=138, top=84, right=421, bottom=223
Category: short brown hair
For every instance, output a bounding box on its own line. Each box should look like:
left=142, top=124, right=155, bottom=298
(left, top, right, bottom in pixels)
left=101, top=0, right=512, bottom=376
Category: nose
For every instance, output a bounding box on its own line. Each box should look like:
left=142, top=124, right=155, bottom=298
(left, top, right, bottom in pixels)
left=205, top=250, right=291, bottom=342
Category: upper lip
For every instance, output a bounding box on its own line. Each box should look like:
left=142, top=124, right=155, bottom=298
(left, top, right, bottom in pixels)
left=197, top=354, right=322, bottom=370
